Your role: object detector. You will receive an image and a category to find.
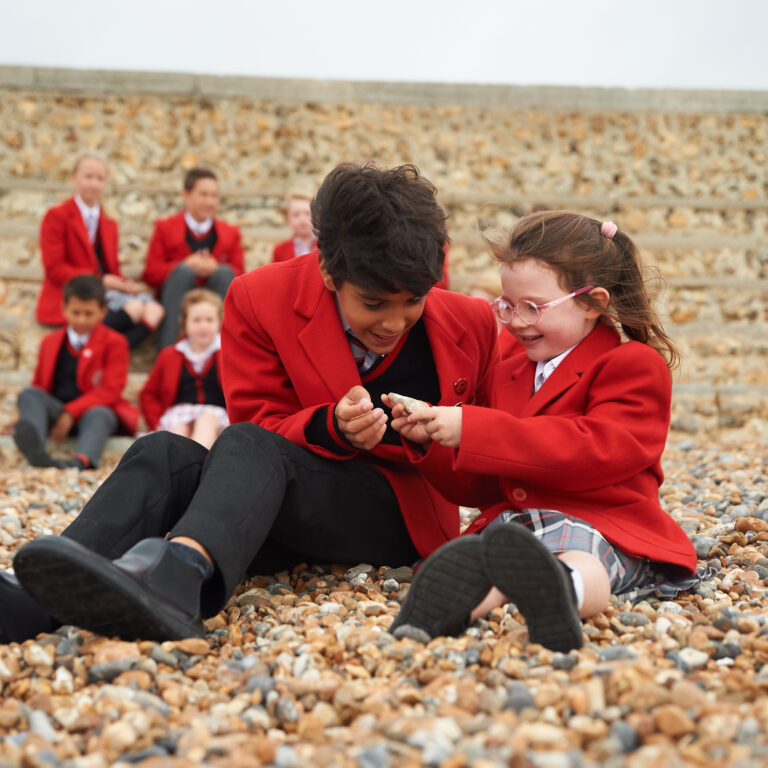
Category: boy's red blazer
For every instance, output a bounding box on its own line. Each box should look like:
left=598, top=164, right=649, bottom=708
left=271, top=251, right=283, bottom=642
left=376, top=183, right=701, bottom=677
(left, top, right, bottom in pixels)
left=408, top=321, right=696, bottom=572
left=220, top=252, right=499, bottom=558
left=37, top=198, right=122, bottom=326
left=142, top=212, right=245, bottom=290
left=140, top=346, right=223, bottom=430
left=271, top=238, right=317, bottom=263
left=32, top=323, right=139, bottom=433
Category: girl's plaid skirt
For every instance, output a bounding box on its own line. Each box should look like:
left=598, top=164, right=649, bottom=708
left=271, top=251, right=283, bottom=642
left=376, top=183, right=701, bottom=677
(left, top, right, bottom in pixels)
left=488, top=509, right=702, bottom=604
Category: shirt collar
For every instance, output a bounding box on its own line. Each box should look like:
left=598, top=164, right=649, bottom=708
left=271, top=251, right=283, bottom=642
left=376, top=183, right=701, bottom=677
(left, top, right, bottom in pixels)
left=184, top=211, right=214, bottom=236
left=74, top=195, right=100, bottom=221
left=533, top=344, right=577, bottom=393
left=66, top=327, right=90, bottom=351
left=293, top=236, right=316, bottom=257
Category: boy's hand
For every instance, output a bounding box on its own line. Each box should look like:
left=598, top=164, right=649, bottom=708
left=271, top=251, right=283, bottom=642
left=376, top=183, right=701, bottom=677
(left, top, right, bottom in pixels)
left=407, top=406, right=463, bottom=448
left=382, top=394, right=432, bottom=445
left=50, top=411, right=75, bottom=443
left=335, top=385, right=387, bottom=451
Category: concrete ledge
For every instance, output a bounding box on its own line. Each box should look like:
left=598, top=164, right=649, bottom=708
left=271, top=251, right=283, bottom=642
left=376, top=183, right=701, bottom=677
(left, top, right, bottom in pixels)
left=1, top=65, right=767, bottom=113
left=0, top=433, right=134, bottom=456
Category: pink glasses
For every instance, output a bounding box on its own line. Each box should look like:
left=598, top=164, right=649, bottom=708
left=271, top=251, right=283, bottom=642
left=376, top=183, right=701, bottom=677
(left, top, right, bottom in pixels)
left=492, top=285, right=595, bottom=326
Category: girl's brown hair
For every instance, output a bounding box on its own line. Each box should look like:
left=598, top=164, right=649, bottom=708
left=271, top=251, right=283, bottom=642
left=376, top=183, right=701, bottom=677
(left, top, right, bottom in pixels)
left=485, top=210, right=680, bottom=370
left=178, top=288, right=223, bottom=340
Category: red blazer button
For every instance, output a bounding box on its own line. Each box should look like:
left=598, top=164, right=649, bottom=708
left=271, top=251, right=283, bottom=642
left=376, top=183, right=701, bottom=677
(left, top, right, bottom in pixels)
left=512, top=488, right=527, bottom=502
left=453, top=378, right=468, bottom=395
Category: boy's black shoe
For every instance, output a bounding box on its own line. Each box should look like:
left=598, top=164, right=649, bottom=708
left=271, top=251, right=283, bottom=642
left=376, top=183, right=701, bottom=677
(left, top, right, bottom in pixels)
left=13, top=537, right=205, bottom=641
left=482, top=522, right=584, bottom=652
left=13, top=421, right=58, bottom=468
left=389, top=535, right=491, bottom=639
left=0, top=571, right=59, bottom=644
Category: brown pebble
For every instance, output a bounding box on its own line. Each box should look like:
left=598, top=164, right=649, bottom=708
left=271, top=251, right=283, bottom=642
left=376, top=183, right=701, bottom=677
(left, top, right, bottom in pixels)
left=654, top=704, right=696, bottom=736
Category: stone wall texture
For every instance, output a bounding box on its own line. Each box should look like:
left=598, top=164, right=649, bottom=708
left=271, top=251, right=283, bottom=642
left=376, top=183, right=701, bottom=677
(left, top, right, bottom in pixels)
left=1, top=67, right=767, bottom=444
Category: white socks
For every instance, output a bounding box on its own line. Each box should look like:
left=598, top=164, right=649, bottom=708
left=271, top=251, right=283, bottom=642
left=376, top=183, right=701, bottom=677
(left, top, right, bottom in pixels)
left=570, top=569, right=585, bottom=610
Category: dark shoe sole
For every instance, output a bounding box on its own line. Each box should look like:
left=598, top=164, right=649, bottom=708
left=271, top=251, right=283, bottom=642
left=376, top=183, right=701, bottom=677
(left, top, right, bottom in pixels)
left=483, top=523, right=584, bottom=652
left=13, top=537, right=203, bottom=642
left=0, top=570, right=58, bottom=644
left=13, top=421, right=57, bottom=468
left=389, top=535, right=491, bottom=638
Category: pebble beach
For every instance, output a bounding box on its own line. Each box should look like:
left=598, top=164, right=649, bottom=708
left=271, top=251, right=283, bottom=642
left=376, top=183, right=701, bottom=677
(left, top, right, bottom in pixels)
left=1, top=440, right=768, bottom=768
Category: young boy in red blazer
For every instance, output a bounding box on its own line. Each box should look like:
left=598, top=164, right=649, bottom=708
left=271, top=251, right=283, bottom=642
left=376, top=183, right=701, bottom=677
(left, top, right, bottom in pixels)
left=36, top=153, right=164, bottom=347
left=271, top=189, right=317, bottom=263
left=8, top=163, right=499, bottom=645
left=15, top=275, right=138, bottom=470
left=142, top=167, right=245, bottom=347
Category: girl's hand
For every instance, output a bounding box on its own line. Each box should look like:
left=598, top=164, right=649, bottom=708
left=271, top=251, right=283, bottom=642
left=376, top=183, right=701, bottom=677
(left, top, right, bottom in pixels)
left=408, top=406, right=463, bottom=448
left=382, top=394, right=432, bottom=445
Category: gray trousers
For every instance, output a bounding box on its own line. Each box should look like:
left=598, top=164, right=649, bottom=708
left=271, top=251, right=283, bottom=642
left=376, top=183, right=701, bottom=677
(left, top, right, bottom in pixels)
left=158, top=263, right=235, bottom=348
left=17, top=387, right=118, bottom=467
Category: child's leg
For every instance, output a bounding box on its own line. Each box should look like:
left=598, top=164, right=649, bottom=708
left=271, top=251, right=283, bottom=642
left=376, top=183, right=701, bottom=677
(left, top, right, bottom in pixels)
left=159, top=265, right=197, bottom=347
left=142, top=299, right=165, bottom=329
left=205, top=265, right=235, bottom=300
left=558, top=550, right=610, bottom=617
left=189, top=411, right=220, bottom=449
left=14, top=388, right=62, bottom=466
left=75, top=406, right=118, bottom=468
left=470, top=551, right=611, bottom=622
left=170, top=423, right=192, bottom=438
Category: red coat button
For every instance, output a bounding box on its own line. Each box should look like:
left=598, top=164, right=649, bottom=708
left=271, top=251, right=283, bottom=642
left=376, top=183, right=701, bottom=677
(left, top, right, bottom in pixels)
left=512, top=488, right=527, bottom=502
left=453, top=378, right=468, bottom=395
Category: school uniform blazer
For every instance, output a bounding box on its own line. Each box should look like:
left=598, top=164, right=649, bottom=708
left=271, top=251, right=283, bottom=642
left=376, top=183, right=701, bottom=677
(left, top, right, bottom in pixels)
left=140, top=346, right=224, bottom=430
left=271, top=238, right=318, bottom=263
left=36, top=198, right=122, bottom=326
left=407, top=321, right=697, bottom=572
left=32, top=323, right=139, bottom=433
left=220, top=252, right=500, bottom=558
left=141, top=211, right=245, bottom=290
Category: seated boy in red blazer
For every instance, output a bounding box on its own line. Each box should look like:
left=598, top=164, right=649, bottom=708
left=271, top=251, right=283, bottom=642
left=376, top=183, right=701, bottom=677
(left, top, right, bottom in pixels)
left=271, top=188, right=317, bottom=262
left=15, top=275, right=138, bottom=470
left=8, top=163, right=500, bottom=644
left=142, top=167, right=245, bottom=348
left=36, top=153, right=164, bottom=347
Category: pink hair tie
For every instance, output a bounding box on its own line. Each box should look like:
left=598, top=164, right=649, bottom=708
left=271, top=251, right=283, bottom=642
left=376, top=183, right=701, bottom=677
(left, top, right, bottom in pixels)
left=601, top=220, right=618, bottom=239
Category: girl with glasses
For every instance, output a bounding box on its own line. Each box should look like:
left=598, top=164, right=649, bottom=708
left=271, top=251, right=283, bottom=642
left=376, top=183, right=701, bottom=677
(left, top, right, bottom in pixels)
left=388, top=210, right=697, bottom=653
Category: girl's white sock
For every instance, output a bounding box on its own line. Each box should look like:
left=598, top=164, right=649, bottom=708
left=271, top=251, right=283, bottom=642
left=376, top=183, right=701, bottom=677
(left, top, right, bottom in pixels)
left=570, top=569, right=585, bottom=610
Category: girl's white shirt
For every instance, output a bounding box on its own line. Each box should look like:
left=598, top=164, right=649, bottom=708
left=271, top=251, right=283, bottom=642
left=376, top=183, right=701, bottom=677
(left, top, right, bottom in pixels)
left=175, top=333, right=221, bottom=374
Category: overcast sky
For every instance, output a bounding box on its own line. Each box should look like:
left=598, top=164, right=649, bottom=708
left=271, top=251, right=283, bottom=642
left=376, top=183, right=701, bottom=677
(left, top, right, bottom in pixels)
left=3, top=0, right=767, bottom=91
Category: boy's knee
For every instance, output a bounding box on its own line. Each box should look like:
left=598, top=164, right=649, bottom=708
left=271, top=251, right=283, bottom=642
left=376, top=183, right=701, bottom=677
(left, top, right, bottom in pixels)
left=206, top=265, right=235, bottom=294
left=128, top=431, right=209, bottom=468
left=167, top=264, right=197, bottom=287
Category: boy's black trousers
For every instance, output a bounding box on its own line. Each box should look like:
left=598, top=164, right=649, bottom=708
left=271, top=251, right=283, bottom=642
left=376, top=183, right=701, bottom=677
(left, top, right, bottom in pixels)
left=61, top=424, right=420, bottom=614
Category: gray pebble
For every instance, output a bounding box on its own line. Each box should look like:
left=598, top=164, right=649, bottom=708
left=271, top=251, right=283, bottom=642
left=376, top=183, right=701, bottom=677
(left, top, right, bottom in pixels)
left=504, top=682, right=535, bottom=712
left=87, top=657, right=140, bottom=683
left=246, top=675, right=276, bottom=696
left=615, top=612, right=650, bottom=627
left=691, top=535, right=718, bottom=558
left=381, top=578, right=400, bottom=592
left=610, top=721, right=639, bottom=753
left=392, top=624, right=431, bottom=643
left=344, top=564, right=375, bottom=582
left=599, top=646, right=638, bottom=662
left=552, top=652, right=579, bottom=670
left=714, top=642, right=741, bottom=659
left=737, top=716, right=760, bottom=744
left=275, top=696, right=300, bottom=724
left=150, top=645, right=179, bottom=667
left=382, top=565, right=414, bottom=583
left=356, top=743, right=391, bottom=768
left=274, top=744, right=298, bottom=768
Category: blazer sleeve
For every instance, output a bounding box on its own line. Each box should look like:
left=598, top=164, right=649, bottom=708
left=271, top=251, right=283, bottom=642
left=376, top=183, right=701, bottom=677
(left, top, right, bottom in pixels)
left=140, top=351, right=171, bottom=431
left=455, top=346, right=671, bottom=492
left=64, top=336, right=130, bottom=420
left=142, top=222, right=173, bottom=289
left=221, top=277, right=350, bottom=456
left=40, top=208, right=92, bottom=287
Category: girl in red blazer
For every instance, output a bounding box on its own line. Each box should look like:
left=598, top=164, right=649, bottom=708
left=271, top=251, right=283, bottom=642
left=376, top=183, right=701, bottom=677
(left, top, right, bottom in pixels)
left=140, top=289, right=228, bottom=449
left=390, top=211, right=697, bottom=652
left=37, top=154, right=164, bottom=345
left=271, top=189, right=317, bottom=263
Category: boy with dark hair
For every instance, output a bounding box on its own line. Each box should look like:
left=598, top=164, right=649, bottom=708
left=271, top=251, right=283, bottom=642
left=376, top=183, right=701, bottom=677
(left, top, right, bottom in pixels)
left=5, top=163, right=498, bottom=644
left=14, top=275, right=138, bottom=471
left=142, top=167, right=245, bottom=347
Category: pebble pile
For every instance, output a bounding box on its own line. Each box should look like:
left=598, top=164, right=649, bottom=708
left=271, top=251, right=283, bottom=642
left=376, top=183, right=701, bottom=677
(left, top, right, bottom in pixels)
left=2, top=441, right=768, bottom=767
